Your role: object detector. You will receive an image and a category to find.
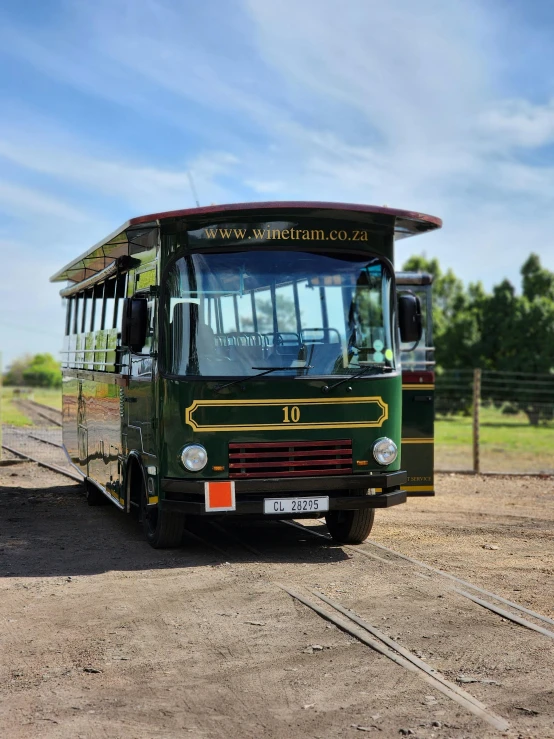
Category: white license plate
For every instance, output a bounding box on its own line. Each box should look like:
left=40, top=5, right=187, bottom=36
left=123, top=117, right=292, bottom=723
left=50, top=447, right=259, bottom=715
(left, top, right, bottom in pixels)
left=263, top=496, right=329, bottom=514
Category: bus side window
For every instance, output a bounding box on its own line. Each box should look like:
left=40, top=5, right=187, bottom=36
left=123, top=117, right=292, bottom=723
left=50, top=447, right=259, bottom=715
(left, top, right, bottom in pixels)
left=254, top=289, right=274, bottom=333
left=103, top=278, right=116, bottom=330
left=220, top=295, right=236, bottom=333
left=275, top=284, right=298, bottom=333
left=72, top=293, right=81, bottom=335
left=114, top=273, right=128, bottom=331
left=92, top=283, right=104, bottom=332
left=81, top=289, right=90, bottom=334
left=65, top=298, right=72, bottom=336
left=206, top=297, right=218, bottom=333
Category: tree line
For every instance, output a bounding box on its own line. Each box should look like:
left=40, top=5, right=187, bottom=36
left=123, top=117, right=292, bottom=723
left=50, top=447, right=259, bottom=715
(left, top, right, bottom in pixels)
left=3, top=353, right=62, bottom=388
left=403, top=253, right=554, bottom=423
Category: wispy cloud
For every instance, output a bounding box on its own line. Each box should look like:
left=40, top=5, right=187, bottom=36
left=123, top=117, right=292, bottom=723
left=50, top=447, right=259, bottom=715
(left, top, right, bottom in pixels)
left=1, top=0, right=554, bottom=365
left=480, top=98, right=554, bottom=149
left=0, top=180, right=88, bottom=222
left=0, top=134, right=240, bottom=213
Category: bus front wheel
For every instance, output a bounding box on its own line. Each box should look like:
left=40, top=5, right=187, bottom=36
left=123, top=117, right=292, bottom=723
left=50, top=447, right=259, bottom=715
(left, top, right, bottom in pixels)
left=140, top=482, right=185, bottom=548
left=325, top=508, right=375, bottom=545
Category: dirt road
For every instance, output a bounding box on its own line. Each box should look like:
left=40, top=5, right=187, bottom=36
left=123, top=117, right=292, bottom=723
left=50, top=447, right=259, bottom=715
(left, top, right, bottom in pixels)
left=1, top=466, right=553, bottom=739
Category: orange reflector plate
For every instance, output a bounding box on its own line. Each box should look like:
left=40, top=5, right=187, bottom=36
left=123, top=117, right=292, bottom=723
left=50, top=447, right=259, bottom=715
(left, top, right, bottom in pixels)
left=204, top=481, right=236, bottom=512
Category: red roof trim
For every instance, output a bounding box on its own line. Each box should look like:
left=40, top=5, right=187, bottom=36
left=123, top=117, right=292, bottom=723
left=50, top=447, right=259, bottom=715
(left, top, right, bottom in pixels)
left=51, top=201, right=442, bottom=283
left=126, top=200, right=442, bottom=229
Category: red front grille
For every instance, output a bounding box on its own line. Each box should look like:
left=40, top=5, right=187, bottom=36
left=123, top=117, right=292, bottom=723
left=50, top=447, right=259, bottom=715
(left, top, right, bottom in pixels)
left=228, top=440, right=352, bottom=479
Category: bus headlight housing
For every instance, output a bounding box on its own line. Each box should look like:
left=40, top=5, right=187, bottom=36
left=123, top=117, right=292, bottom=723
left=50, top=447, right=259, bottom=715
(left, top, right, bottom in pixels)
left=180, top=444, right=208, bottom=472
left=372, top=437, right=398, bottom=466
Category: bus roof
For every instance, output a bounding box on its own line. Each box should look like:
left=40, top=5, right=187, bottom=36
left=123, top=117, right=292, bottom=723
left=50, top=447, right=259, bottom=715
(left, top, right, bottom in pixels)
left=50, top=201, right=442, bottom=284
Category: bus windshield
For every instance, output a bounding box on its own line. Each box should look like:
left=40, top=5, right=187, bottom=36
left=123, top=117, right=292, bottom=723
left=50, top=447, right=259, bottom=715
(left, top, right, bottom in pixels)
left=163, top=250, right=396, bottom=378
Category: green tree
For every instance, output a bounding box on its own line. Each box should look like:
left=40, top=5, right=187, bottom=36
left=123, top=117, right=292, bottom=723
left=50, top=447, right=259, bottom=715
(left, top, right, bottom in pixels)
left=402, top=253, right=554, bottom=425
left=521, top=253, right=554, bottom=302
left=3, top=354, right=33, bottom=386
left=4, top=353, right=62, bottom=388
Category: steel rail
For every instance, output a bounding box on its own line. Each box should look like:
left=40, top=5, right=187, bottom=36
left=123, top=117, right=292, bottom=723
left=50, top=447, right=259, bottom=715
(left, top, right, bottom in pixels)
left=312, top=589, right=491, bottom=711
left=283, top=520, right=554, bottom=628
left=454, top=590, right=554, bottom=640
left=278, top=583, right=510, bottom=732
left=26, top=433, right=64, bottom=449
left=1, top=444, right=83, bottom=483
left=16, top=400, right=62, bottom=427
left=24, top=399, right=62, bottom=415
left=364, top=539, right=554, bottom=627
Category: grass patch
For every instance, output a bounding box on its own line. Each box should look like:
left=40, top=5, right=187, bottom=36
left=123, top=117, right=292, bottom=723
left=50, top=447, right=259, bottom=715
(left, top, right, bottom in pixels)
left=1, top=386, right=61, bottom=426
left=30, top=387, right=62, bottom=411
left=436, top=405, right=554, bottom=472
left=0, top=387, right=32, bottom=426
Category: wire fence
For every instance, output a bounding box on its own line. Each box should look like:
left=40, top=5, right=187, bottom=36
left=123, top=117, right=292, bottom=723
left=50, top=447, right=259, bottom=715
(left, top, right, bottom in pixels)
left=435, top=369, right=554, bottom=475
left=2, top=372, right=554, bottom=477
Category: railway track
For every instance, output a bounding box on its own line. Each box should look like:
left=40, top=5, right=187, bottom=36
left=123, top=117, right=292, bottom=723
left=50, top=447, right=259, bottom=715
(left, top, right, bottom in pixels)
left=1, top=453, right=551, bottom=733
left=1, top=442, right=83, bottom=483
left=3, top=445, right=552, bottom=638
left=284, top=520, right=554, bottom=630
left=14, top=398, right=63, bottom=427
left=175, top=516, right=554, bottom=733
left=5, top=443, right=551, bottom=644
left=1, top=423, right=80, bottom=483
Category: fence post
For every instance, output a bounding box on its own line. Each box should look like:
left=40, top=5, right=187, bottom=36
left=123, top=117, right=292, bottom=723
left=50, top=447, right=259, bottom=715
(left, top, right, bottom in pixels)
left=472, top=368, right=481, bottom=474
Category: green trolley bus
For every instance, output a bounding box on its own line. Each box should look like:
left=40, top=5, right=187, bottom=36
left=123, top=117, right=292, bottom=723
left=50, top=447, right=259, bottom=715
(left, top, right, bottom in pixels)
left=51, top=202, right=441, bottom=548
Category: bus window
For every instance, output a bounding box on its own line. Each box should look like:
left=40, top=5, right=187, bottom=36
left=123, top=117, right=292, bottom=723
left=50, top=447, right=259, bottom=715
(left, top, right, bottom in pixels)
left=253, top=289, right=274, bottom=334
left=103, top=278, right=116, bottom=330
left=297, top=280, right=322, bottom=334
left=92, top=283, right=104, bottom=332
left=236, top=293, right=254, bottom=332
left=206, top=297, right=218, bottom=333
left=220, top=294, right=237, bottom=333
left=275, top=284, right=298, bottom=333
left=65, top=298, right=72, bottom=336
left=72, top=294, right=81, bottom=334
left=81, top=290, right=90, bottom=334
left=323, top=286, right=345, bottom=345
left=164, top=250, right=395, bottom=377
left=113, top=274, right=127, bottom=330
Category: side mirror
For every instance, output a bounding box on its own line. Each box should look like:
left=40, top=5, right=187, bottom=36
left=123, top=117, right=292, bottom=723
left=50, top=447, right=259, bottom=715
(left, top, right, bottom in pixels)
left=121, top=298, right=148, bottom=352
left=398, top=293, right=422, bottom=343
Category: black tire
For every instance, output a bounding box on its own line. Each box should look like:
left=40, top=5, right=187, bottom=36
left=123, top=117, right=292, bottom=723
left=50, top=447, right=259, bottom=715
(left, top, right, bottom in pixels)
left=140, top=476, right=185, bottom=548
left=85, top=478, right=108, bottom=506
left=325, top=508, right=375, bottom=544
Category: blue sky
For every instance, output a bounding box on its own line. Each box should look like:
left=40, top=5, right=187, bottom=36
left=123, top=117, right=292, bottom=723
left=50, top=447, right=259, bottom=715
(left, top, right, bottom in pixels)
left=2, top=0, right=554, bottom=366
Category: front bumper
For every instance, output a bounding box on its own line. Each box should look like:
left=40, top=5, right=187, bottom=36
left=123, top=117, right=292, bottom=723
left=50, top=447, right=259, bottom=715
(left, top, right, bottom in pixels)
left=160, top=471, right=407, bottom=515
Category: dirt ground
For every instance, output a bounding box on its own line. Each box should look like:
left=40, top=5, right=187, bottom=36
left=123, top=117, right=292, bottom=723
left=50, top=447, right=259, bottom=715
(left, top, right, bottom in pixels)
left=0, top=465, right=553, bottom=739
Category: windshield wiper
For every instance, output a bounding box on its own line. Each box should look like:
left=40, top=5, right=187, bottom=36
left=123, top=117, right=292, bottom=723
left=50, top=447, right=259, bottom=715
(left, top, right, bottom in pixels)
left=322, top=363, right=393, bottom=393
left=215, top=365, right=313, bottom=392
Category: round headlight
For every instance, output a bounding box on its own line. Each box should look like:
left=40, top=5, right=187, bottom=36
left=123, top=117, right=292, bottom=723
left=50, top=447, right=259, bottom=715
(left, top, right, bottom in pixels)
left=372, top=437, right=398, bottom=466
left=180, top=444, right=208, bottom=472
